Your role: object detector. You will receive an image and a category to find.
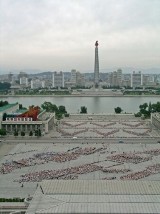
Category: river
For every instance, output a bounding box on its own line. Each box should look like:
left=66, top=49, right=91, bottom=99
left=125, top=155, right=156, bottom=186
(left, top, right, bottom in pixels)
left=0, top=96, right=159, bottom=113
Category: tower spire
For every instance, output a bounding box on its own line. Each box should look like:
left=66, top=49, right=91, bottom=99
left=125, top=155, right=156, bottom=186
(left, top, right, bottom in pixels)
left=94, top=41, right=99, bottom=88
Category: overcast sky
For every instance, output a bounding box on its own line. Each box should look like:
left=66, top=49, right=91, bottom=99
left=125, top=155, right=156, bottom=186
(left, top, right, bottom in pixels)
left=0, top=0, right=160, bottom=72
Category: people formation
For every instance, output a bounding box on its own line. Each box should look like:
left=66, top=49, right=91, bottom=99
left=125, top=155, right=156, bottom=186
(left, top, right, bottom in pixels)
left=57, top=120, right=151, bottom=138
left=107, top=152, right=152, bottom=164
left=0, top=147, right=106, bottom=174
left=121, top=164, right=160, bottom=180
left=1, top=144, right=160, bottom=182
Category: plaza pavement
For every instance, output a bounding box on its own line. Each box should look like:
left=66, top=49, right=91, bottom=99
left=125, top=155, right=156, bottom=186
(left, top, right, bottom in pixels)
left=0, top=116, right=160, bottom=199
left=0, top=142, right=160, bottom=198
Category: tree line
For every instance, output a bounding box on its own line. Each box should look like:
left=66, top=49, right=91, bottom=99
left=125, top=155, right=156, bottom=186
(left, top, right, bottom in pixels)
left=0, top=82, right=11, bottom=91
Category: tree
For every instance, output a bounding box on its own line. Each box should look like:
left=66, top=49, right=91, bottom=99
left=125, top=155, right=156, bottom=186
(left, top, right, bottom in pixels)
left=21, top=131, right=25, bottom=137
left=38, top=129, right=41, bottom=137
left=0, top=129, right=6, bottom=136
left=80, top=106, right=87, bottom=114
left=14, top=130, right=18, bottom=137
left=41, top=102, right=58, bottom=113
left=29, top=130, right=33, bottom=137
left=19, top=104, right=23, bottom=109
left=139, top=103, right=150, bottom=117
left=114, top=107, right=123, bottom=114
left=35, top=130, right=38, bottom=136
left=0, top=82, right=11, bottom=91
left=58, top=105, right=67, bottom=113
left=35, top=129, right=41, bottom=137
left=0, top=100, right=8, bottom=107
left=2, top=113, right=7, bottom=121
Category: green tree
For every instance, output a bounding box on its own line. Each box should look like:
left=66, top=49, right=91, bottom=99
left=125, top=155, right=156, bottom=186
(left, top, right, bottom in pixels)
left=29, top=130, right=33, bottom=137
left=19, top=104, right=23, bottom=109
left=114, top=107, right=123, bottom=114
left=139, top=103, right=150, bottom=117
left=2, top=113, right=7, bottom=121
left=35, top=130, right=38, bottom=136
left=58, top=105, right=67, bottom=113
left=41, top=102, right=58, bottom=113
left=38, top=129, right=41, bottom=137
left=80, top=106, right=87, bottom=114
left=0, top=129, right=6, bottom=136
left=21, top=131, right=25, bottom=137
left=14, top=130, right=18, bottom=137
left=0, top=82, right=11, bottom=91
left=0, top=100, right=8, bottom=107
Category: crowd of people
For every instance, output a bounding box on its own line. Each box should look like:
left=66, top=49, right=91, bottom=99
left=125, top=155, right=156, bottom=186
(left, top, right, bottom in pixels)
left=107, top=152, right=151, bottom=164
left=57, top=119, right=150, bottom=138
left=121, top=122, right=144, bottom=128
left=61, top=121, right=86, bottom=127
left=95, top=129, right=119, bottom=137
left=15, top=163, right=101, bottom=182
left=102, top=176, right=117, bottom=180
left=90, top=122, right=116, bottom=128
left=142, top=149, right=160, bottom=156
left=102, top=168, right=131, bottom=173
left=4, top=150, right=36, bottom=157
left=0, top=147, right=106, bottom=174
left=120, top=164, right=160, bottom=180
left=58, top=126, right=150, bottom=138
left=122, top=128, right=150, bottom=137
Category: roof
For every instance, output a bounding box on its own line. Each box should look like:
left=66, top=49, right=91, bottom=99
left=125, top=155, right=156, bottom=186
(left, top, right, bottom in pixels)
left=15, top=108, right=28, bottom=114
left=41, top=180, right=160, bottom=195
left=0, top=103, right=18, bottom=112
left=26, top=180, right=160, bottom=214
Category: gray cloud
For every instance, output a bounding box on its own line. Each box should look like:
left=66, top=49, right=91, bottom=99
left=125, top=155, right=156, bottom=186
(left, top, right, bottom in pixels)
left=0, top=0, right=160, bottom=72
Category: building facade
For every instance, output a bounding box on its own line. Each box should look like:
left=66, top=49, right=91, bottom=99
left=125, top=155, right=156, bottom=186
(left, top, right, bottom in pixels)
left=0, top=103, right=55, bottom=134
left=151, top=113, right=160, bottom=130
left=31, top=79, right=45, bottom=89
left=20, top=77, right=28, bottom=86
left=131, top=71, right=143, bottom=88
left=52, top=71, right=64, bottom=88
left=108, top=69, right=122, bottom=87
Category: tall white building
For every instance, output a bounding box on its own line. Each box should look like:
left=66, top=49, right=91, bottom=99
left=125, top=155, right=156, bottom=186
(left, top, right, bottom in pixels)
left=108, top=69, right=122, bottom=87
left=20, top=77, right=28, bottom=86
left=131, top=71, right=143, bottom=88
left=69, top=70, right=85, bottom=87
left=76, top=72, right=85, bottom=87
left=52, top=71, right=64, bottom=88
left=71, top=69, right=77, bottom=83
left=31, top=79, right=44, bottom=89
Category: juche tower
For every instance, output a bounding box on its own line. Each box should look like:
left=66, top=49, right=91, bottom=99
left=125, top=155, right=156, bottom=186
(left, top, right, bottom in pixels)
left=94, top=41, right=99, bottom=88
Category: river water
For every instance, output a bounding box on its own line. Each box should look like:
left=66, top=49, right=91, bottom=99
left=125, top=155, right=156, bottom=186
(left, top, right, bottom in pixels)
left=1, top=96, right=159, bottom=114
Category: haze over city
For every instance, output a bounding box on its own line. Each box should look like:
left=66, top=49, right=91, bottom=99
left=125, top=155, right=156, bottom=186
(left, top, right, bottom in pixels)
left=0, top=0, right=160, bottom=73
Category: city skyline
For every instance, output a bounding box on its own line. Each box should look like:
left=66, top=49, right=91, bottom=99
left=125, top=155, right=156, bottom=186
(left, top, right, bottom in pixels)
left=0, top=0, right=160, bottom=72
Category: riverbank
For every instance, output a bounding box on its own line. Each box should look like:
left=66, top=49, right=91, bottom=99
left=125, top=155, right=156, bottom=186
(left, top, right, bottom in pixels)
left=0, top=94, right=160, bottom=97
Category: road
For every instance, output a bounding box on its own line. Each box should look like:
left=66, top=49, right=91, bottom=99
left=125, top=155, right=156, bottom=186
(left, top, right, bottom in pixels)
left=2, top=136, right=160, bottom=144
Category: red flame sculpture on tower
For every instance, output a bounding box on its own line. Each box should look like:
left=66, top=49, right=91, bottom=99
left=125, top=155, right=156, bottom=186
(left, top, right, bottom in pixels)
left=95, top=41, right=98, bottom=47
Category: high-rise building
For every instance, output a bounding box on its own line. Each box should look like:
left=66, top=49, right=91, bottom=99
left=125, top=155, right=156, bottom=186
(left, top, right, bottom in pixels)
left=76, top=72, right=85, bottom=87
left=8, top=72, right=13, bottom=83
left=31, top=79, right=42, bottom=89
left=71, top=69, right=77, bottom=83
left=52, top=71, right=64, bottom=88
left=94, top=41, right=99, bottom=87
left=20, top=77, right=28, bottom=86
left=131, top=71, right=143, bottom=88
left=69, top=69, right=85, bottom=87
left=108, top=69, right=122, bottom=87
left=18, top=71, right=28, bottom=80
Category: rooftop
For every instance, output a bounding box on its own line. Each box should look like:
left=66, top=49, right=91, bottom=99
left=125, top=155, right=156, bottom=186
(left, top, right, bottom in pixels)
left=0, top=103, right=18, bottom=112
left=26, top=180, right=160, bottom=214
